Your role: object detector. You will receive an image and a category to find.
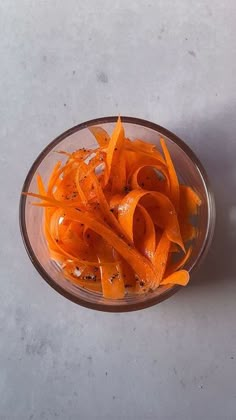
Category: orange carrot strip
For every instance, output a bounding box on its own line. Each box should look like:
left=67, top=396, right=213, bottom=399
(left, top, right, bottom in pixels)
left=118, top=259, right=136, bottom=289
left=179, top=185, right=202, bottom=216
left=126, top=153, right=169, bottom=181
left=36, top=174, right=46, bottom=195
left=95, top=237, right=125, bottom=299
left=118, top=189, right=184, bottom=250
left=24, top=192, right=84, bottom=209
left=125, top=138, right=166, bottom=165
left=63, top=270, right=102, bottom=292
left=169, top=243, right=181, bottom=253
left=75, top=162, right=89, bottom=204
left=111, top=149, right=127, bottom=194
left=130, top=165, right=169, bottom=194
left=160, top=137, right=180, bottom=211
left=181, top=223, right=197, bottom=242
left=160, top=270, right=190, bottom=286
left=89, top=126, right=110, bottom=147
left=136, top=205, right=156, bottom=260
left=165, top=246, right=192, bottom=277
left=87, top=170, right=132, bottom=243
left=178, top=185, right=201, bottom=242
left=46, top=224, right=117, bottom=267
left=130, top=139, right=157, bottom=153
left=62, top=208, right=158, bottom=289
left=152, top=231, right=170, bottom=287
left=47, top=161, right=62, bottom=194
left=105, top=116, right=125, bottom=189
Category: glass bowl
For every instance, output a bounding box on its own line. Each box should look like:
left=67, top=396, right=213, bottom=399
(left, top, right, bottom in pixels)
left=19, top=116, right=215, bottom=312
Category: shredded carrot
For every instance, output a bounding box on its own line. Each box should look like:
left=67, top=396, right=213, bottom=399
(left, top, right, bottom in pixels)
left=24, top=117, right=201, bottom=298
left=160, top=137, right=180, bottom=211
left=88, top=126, right=110, bottom=147
left=160, top=270, right=190, bottom=286
left=152, top=231, right=170, bottom=287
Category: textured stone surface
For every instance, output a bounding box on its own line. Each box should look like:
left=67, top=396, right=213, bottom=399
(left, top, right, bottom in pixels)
left=0, top=1, right=236, bottom=419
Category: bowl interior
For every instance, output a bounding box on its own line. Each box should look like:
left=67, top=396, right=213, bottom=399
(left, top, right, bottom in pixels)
left=20, top=117, right=215, bottom=311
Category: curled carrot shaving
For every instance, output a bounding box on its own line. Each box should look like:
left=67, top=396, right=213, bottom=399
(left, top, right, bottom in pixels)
left=152, top=231, right=170, bottom=287
left=130, top=165, right=169, bottom=194
left=118, top=190, right=184, bottom=250
left=160, top=137, right=180, bottom=211
left=165, top=246, right=193, bottom=277
left=160, top=270, right=189, bottom=286
left=135, top=205, right=156, bottom=260
left=24, top=118, right=201, bottom=298
left=89, top=126, right=110, bottom=147
left=95, top=236, right=125, bottom=299
left=105, top=116, right=126, bottom=193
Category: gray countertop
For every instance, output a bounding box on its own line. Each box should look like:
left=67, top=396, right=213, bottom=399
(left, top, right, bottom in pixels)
left=1, top=1, right=236, bottom=419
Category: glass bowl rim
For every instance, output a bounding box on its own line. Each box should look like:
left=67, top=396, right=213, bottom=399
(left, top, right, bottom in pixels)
left=19, top=115, right=216, bottom=312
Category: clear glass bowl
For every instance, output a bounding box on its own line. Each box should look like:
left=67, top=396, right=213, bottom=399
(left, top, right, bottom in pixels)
left=19, top=116, right=215, bottom=312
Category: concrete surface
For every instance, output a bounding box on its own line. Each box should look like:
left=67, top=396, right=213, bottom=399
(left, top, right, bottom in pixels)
left=1, top=1, right=236, bottom=419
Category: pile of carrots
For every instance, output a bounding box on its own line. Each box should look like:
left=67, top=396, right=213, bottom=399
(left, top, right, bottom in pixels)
left=26, top=117, right=201, bottom=299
